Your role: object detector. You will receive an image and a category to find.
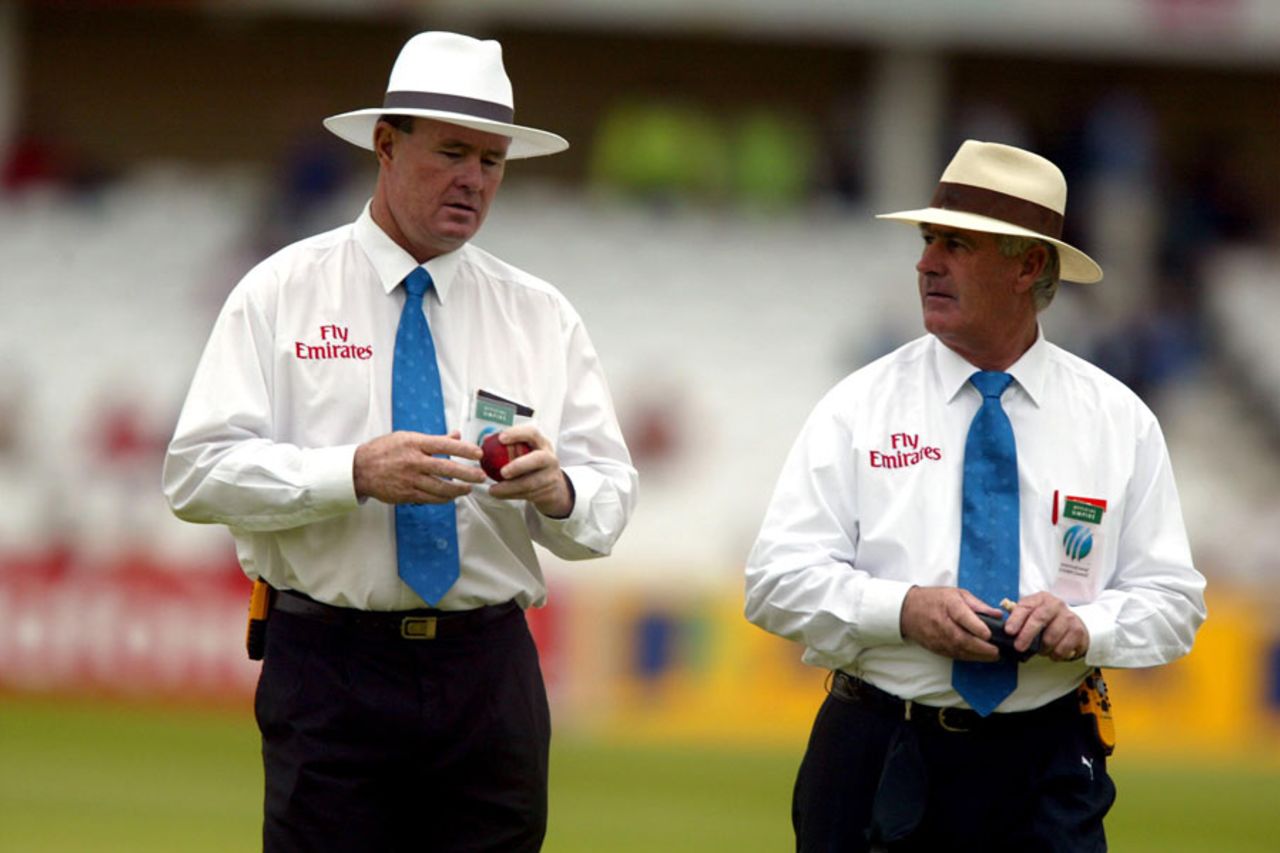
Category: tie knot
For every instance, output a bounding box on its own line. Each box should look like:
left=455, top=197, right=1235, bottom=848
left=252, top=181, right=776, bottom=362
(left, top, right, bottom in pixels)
left=970, top=371, right=1013, bottom=399
left=403, top=267, right=432, bottom=299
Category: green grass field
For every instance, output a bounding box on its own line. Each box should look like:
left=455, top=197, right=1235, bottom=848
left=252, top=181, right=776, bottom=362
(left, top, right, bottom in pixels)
left=2, top=696, right=1277, bottom=851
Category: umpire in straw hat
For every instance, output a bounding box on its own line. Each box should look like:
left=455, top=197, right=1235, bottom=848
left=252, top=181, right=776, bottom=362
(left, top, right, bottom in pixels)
left=164, top=32, right=636, bottom=851
left=745, top=140, right=1205, bottom=851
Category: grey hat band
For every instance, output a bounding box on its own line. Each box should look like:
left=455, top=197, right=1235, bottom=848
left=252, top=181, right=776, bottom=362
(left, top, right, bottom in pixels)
left=382, top=90, right=515, bottom=124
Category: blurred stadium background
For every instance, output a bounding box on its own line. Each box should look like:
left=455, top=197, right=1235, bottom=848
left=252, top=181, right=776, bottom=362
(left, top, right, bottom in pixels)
left=1, top=1, right=1278, bottom=850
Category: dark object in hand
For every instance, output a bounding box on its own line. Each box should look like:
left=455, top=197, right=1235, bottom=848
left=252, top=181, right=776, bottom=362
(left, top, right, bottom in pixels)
left=977, top=613, right=1041, bottom=663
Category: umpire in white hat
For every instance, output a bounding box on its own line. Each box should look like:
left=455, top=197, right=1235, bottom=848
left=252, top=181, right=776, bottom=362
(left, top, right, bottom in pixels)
left=745, top=140, right=1205, bottom=851
left=164, top=32, right=636, bottom=851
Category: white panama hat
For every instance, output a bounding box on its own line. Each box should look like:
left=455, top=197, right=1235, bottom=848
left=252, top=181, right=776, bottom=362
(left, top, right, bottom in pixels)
left=877, top=140, right=1103, bottom=283
left=323, top=31, right=568, bottom=160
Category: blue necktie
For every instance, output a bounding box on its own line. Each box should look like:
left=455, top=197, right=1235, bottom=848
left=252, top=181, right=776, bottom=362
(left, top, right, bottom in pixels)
left=392, top=267, right=459, bottom=605
left=952, top=371, right=1019, bottom=716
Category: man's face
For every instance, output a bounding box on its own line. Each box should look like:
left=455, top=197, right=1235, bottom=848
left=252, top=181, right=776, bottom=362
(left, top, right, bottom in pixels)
left=375, top=118, right=510, bottom=260
left=915, top=224, right=1036, bottom=360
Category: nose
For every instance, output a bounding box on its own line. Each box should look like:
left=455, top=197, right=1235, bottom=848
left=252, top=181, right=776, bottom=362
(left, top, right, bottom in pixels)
left=916, top=240, right=944, bottom=276
left=454, top=155, right=484, bottom=191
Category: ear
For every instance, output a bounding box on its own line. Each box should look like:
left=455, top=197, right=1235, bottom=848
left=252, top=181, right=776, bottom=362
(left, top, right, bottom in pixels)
left=1013, top=244, right=1049, bottom=294
left=373, top=121, right=397, bottom=167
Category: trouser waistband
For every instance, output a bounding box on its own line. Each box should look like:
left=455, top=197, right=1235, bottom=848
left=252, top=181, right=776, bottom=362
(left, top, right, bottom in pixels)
left=272, top=588, right=520, bottom=641
left=830, top=671, right=1080, bottom=733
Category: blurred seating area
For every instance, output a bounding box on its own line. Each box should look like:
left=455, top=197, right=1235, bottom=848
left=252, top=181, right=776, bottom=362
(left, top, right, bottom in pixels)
left=2, top=3, right=1279, bottom=747
left=1, top=160, right=1277, bottom=591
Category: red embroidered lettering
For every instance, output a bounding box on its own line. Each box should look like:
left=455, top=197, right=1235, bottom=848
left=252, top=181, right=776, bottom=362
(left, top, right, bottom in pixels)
left=871, top=434, right=943, bottom=470
left=294, top=325, right=374, bottom=361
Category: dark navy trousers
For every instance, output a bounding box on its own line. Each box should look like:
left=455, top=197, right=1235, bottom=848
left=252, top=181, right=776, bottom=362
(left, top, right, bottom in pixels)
left=256, top=603, right=550, bottom=852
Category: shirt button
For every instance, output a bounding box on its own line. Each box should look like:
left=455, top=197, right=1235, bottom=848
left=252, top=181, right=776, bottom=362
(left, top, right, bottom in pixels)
left=435, top=538, right=449, bottom=551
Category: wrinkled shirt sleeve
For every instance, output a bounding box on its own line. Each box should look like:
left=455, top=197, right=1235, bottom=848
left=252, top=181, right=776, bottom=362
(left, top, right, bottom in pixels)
left=162, top=270, right=359, bottom=532
left=745, top=392, right=912, bottom=668
left=1074, top=416, right=1206, bottom=668
left=525, top=310, right=637, bottom=560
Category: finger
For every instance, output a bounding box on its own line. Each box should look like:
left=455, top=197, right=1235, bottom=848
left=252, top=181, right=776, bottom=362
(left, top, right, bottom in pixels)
left=957, top=635, right=1001, bottom=662
left=1047, top=639, right=1082, bottom=662
left=499, top=448, right=557, bottom=482
left=953, top=607, right=993, bottom=641
left=1038, top=616, right=1074, bottom=651
left=404, top=456, right=485, bottom=485
left=1013, top=599, right=1059, bottom=638
left=1049, top=625, right=1088, bottom=661
left=498, top=424, right=552, bottom=452
left=403, top=480, right=472, bottom=504
left=406, top=432, right=484, bottom=461
left=488, top=469, right=557, bottom=500
left=429, top=459, right=487, bottom=484
left=958, top=589, right=1004, bottom=617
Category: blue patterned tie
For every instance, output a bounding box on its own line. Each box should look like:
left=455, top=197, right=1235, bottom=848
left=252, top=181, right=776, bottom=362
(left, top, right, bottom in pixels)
left=952, top=371, right=1019, bottom=716
left=392, top=267, right=459, bottom=605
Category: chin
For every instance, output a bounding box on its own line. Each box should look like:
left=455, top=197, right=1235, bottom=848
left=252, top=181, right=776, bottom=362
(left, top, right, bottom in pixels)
left=921, top=312, right=949, bottom=337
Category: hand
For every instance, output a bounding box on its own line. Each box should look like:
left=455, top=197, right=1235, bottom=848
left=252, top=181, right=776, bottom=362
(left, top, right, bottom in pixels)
left=486, top=425, right=574, bottom=518
left=1002, top=591, right=1090, bottom=662
left=900, top=586, right=1005, bottom=662
left=353, top=431, right=485, bottom=504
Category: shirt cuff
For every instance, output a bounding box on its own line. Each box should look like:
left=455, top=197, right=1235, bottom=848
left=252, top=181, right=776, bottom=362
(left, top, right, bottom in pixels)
left=308, top=444, right=360, bottom=511
left=859, top=579, right=915, bottom=645
left=1071, top=602, right=1115, bottom=665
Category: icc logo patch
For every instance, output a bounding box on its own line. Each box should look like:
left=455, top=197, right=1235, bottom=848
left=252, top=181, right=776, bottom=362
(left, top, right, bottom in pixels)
left=1063, top=524, right=1094, bottom=561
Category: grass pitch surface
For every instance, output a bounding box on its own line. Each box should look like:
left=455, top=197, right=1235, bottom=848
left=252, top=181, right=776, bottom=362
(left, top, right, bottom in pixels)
left=2, top=696, right=1276, bottom=851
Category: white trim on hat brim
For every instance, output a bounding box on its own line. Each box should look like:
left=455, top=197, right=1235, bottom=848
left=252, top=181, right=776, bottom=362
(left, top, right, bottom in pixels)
left=323, top=108, right=569, bottom=160
left=877, top=207, right=1103, bottom=284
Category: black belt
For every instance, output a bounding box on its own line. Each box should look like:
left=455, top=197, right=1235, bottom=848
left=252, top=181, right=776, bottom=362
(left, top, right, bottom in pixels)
left=272, top=589, right=520, bottom=640
left=829, top=671, right=1079, bottom=733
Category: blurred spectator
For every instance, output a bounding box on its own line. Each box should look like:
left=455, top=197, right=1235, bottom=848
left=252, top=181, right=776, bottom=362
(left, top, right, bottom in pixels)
left=617, top=378, right=688, bottom=481
left=728, top=108, right=819, bottom=212
left=590, top=95, right=728, bottom=206
left=1, top=129, right=71, bottom=192
left=259, top=124, right=353, bottom=251
left=1081, top=90, right=1159, bottom=317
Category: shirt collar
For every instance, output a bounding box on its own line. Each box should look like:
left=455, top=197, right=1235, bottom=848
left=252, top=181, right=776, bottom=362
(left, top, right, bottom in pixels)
left=933, top=325, right=1048, bottom=407
left=354, top=202, right=465, bottom=304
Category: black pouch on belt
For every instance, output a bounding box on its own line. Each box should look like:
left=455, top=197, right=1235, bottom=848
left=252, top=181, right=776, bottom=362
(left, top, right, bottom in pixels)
left=867, top=722, right=928, bottom=848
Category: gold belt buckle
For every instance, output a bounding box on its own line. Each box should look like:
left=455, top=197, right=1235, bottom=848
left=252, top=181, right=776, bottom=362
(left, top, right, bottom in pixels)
left=400, top=616, right=438, bottom=640
left=937, top=707, right=972, bottom=732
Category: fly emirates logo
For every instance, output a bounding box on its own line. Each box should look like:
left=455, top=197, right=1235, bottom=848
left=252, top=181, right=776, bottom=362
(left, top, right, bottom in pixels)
left=295, top=324, right=373, bottom=361
left=869, top=432, right=942, bottom=469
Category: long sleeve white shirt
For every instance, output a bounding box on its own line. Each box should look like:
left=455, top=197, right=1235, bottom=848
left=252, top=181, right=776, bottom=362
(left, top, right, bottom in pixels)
left=745, top=331, right=1206, bottom=712
left=164, top=205, right=637, bottom=611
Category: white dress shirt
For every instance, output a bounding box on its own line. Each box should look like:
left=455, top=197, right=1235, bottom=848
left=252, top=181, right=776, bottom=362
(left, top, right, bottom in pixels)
left=745, top=331, right=1206, bottom=712
left=164, top=205, right=637, bottom=611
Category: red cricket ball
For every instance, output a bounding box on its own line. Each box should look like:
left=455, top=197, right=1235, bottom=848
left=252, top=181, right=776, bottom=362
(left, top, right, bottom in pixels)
left=480, top=433, right=532, bottom=482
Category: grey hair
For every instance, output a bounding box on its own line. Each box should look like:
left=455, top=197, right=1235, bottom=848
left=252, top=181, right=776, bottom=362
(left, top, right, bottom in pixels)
left=997, top=234, right=1060, bottom=312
